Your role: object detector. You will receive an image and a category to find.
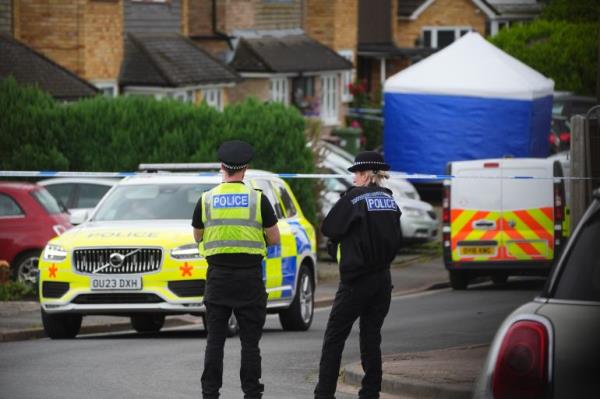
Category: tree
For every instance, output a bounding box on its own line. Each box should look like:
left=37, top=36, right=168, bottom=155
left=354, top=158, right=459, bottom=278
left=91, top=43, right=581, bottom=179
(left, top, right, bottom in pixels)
left=489, top=0, right=599, bottom=96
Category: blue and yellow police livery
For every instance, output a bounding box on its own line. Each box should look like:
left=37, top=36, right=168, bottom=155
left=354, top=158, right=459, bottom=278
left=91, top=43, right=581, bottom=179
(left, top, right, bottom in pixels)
left=37, top=173, right=317, bottom=339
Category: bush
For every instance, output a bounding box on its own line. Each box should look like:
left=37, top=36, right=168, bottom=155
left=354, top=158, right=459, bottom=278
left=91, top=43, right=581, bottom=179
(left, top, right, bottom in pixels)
left=489, top=17, right=598, bottom=96
left=0, top=78, right=317, bottom=224
left=0, top=281, right=35, bottom=301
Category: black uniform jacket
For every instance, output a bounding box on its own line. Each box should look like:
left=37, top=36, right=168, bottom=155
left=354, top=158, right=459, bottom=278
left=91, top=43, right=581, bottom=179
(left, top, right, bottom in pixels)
left=322, top=185, right=402, bottom=283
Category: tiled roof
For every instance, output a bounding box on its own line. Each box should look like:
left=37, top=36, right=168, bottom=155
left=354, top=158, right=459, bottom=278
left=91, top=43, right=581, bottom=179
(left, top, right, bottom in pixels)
left=119, top=33, right=240, bottom=87
left=0, top=34, right=98, bottom=100
left=230, top=34, right=353, bottom=74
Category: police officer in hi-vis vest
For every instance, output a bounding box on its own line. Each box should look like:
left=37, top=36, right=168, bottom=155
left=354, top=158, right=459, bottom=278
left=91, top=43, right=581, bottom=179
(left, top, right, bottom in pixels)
left=315, top=151, right=401, bottom=399
left=192, top=140, right=280, bottom=399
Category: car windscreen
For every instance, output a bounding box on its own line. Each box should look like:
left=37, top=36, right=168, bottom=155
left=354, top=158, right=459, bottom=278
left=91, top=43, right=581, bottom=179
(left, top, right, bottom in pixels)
left=92, top=184, right=215, bottom=221
left=31, top=188, right=63, bottom=214
left=553, top=203, right=600, bottom=302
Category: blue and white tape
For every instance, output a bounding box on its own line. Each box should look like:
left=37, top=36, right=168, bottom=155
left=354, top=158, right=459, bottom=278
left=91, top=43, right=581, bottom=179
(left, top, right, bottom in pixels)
left=0, top=171, right=597, bottom=181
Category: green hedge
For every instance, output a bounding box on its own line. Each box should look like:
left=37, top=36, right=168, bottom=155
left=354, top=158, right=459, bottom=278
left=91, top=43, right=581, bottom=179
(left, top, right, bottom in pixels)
left=0, top=78, right=316, bottom=223
left=489, top=19, right=598, bottom=96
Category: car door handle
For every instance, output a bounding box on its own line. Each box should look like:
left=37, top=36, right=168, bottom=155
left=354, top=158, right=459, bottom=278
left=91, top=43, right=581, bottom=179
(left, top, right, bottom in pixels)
left=473, top=220, right=496, bottom=230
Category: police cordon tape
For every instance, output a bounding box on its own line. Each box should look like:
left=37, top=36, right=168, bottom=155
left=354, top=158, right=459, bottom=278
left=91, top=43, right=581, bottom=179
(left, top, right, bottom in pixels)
left=0, top=170, right=598, bottom=181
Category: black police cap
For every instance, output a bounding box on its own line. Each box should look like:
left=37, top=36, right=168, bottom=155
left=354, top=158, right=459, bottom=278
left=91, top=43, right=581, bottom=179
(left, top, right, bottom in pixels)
left=347, top=151, right=390, bottom=172
left=218, top=140, right=254, bottom=170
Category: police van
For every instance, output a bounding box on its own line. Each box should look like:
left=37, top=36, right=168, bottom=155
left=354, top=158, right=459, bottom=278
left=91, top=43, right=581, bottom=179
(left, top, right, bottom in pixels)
left=442, top=158, right=568, bottom=289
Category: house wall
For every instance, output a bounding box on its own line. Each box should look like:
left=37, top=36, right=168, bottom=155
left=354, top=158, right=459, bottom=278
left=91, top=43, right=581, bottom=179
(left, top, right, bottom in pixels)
left=83, top=0, right=123, bottom=81
left=0, top=0, right=11, bottom=34
left=188, top=0, right=213, bottom=36
left=227, top=78, right=270, bottom=103
left=305, top=0, right=357, bottom=54
left=394, top=0, right=486, bottom=47
left=124, top=0, right=182, bottom=34
left=14, top=0, right=87, bottom=76
left=254, top=0, right=303, bottom=31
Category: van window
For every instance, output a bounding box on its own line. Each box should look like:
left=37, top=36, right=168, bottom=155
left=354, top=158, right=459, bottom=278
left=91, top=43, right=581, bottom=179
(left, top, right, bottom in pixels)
left=77, top=184, right=111, bottom=208
left=44, top=183, right=74, bottom=208
left=553, top=206, right=600, bottom=302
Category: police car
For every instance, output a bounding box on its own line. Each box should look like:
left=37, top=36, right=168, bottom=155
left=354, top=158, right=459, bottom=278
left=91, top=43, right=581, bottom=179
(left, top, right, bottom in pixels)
left=37, top=171, right=317, bottom=339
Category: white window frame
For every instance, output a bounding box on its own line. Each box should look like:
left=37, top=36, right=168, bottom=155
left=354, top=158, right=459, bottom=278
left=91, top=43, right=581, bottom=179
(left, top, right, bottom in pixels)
left=93, top=82, right=118, bottom=97
left=203, top=87, right=223, bottom=111
left=270, top=77, right=289, bottom=105
left=320, top=74, right=339, bottom=126
left=422, top=26, right=472, bottom=49
left=337, top=49, right=354, bottom=103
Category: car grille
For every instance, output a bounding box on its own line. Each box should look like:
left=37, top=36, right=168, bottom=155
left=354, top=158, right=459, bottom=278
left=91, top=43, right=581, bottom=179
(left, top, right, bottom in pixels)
left=168, top=280, right=205, bottom=298
left=42, top=282, right=69, bottom=298
left=72, top=293, right=164, bottom=304
left=72, top=248, right=162, bottom=274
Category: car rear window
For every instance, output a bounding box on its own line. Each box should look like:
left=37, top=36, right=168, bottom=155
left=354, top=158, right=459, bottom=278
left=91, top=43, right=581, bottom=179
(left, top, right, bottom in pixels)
left=31, top=189, right=63, bottom=215
left=0, top=194, right=24, bottom=216
left=77, top=183, right=111, bottom=208
left=553, top=204, right=600, bottom=302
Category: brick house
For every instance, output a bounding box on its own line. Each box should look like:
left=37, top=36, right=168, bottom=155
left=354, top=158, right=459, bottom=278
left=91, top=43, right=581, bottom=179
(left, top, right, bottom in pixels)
left=188, top=0, right=354, bottom=127
left=357, top=0, right=542, bottom=97
left=0, top=33, right=98, bottom=101
left=1, top=0, right=239, bottom=108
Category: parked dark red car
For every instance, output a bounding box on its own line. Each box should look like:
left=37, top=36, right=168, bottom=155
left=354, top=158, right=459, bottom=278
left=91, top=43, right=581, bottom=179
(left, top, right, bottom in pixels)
left=0, top=182, right=72, bottom=283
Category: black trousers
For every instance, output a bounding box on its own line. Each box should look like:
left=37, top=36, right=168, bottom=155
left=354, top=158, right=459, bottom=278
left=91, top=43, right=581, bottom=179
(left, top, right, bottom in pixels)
left=314, top=269, right=392, bottom=399
left=201, top=299, right=267, bottom=399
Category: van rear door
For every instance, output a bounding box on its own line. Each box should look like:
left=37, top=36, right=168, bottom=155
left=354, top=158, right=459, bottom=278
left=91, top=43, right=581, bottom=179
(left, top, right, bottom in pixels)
left=451, top=160, right=502, bottom=262
left=501, top=160, right=554, bottom=262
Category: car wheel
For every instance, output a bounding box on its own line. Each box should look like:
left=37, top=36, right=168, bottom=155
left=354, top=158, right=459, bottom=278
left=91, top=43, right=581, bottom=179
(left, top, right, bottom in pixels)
left=201, top=314, right=239, bottom=337
left=279, top=265, right=314, bottom=331
left=449, top=270, right=469, bottom=290
left=130, top=314, right=165, bottom=333
left=13, top=250, right=41, bottom=285
left=492, top=274, right=508, bottom=286
left=42, top=309, right=82, bottom=339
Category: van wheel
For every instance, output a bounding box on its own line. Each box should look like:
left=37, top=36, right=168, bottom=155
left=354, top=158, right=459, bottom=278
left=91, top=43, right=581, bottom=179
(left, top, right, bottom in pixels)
left=492, top=274, right=508, bottom=286
left=130, top=314, right=165, bottom=333
left=279, top=265, right=314, bottom=331
left=449, top=271, right=469, bottom=290
left=42, top=309, right=82, bottom=339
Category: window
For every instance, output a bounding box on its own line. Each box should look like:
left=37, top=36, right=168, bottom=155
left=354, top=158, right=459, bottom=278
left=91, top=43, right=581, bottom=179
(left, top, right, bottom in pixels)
left=94, top=82, right=118, bottom=97
left=553, top=207, right=600, bottom=302
left=31, top=189, right=63, bottom=215
left=0, top=194, right=24, bottom=217
left=252, top=179, right=283, bottom=219
left=44, top=184, right=75, bottom=208
left=270, top=77, right=289, bottom=105
left=76, top=184, right=112, bottom=209
left=203, top=88, right=223, bottom=111
left=422, top=27, right=472, bottom=49
left=292, top=77, right=315, bottom=114
left=273, top=181, right=297, bottom=218
left=171, top=90, right=194, bottom=103
left=320, top=74, right=339, bottom=125
left=338, top=50, right=354, bottom=103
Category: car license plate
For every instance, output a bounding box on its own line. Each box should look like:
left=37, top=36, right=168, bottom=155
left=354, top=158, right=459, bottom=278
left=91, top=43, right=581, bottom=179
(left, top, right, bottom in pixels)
left=460, top=247, right=495, bottom=256
left=91, top=276, right=142, bottom=291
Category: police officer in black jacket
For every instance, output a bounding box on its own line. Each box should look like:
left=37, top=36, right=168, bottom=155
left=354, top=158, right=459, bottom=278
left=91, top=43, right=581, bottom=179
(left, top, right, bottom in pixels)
left=314, top=151, right=402, bottom=399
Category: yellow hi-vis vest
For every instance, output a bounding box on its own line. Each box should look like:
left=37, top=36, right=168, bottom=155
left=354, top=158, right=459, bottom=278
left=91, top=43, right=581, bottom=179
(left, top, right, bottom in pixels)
left=201, top=182, right=266, bottom=257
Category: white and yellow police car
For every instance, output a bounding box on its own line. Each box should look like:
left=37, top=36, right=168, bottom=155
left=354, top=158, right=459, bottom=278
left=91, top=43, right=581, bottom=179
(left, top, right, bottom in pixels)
left=38, top=171, right=317, bottom=339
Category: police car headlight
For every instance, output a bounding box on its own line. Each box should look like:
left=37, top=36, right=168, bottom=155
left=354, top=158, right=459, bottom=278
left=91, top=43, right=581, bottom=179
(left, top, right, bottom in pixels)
left=171, top=244, right=202, bottom=260
left=402, top=207, right=425, bottom=217
left=43, top=244, right=67, bottom=261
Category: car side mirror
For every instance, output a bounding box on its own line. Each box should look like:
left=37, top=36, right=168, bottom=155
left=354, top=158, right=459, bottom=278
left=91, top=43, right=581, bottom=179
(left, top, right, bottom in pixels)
left=69, top=210, right=90, bottom=225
